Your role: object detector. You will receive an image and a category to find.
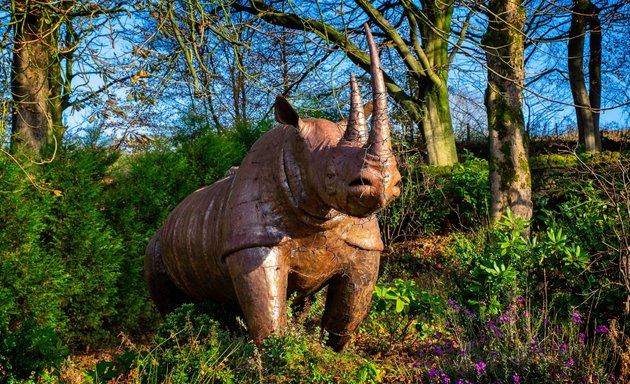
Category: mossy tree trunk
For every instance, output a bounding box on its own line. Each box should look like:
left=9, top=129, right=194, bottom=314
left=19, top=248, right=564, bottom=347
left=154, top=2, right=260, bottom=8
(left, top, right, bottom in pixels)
left=421, top=80, right=457, bottom=165
left=11, top=0, right=55, bottom=159
left=482, top=0, right=533, bottom=227
left=416, top=0, right=458, bottom=165
left=10, top=0, right=72, bottom=161
left=568, top=0, right=601, bottom=153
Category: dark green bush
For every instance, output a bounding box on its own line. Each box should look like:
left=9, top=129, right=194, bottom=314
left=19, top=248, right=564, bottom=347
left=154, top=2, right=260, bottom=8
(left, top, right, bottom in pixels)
left=0, top=149, right=126, bottom=378
left=379, top=153, right=490, bottom=244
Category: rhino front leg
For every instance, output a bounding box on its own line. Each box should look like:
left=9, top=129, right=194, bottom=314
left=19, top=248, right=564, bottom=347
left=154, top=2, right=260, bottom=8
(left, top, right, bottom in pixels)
left=225, top=246, right=289, bottom=346
left=322, top=250, right=380, bottom=352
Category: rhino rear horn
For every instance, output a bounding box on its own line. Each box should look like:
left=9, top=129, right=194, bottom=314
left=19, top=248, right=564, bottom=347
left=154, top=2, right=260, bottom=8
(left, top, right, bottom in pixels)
left=342, top=73, right=368, bottom=143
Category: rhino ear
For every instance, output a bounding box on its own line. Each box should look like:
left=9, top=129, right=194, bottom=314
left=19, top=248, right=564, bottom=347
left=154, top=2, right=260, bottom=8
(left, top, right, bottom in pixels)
left=274, top=95, right=301, bottom=127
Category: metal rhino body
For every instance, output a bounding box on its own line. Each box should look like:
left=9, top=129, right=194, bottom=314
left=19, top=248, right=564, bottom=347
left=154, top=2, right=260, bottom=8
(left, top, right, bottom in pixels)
left=145, top=25, right=400, bottom=351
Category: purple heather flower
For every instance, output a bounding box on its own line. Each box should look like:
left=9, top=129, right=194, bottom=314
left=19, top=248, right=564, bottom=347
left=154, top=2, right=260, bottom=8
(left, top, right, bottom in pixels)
left=579, top=333, right=586, bottom=345
left=480, top=301, right=487, bottom=307
left=448, top=299, right=462, bottom=312
left=596, top=325, right=609, bottom=334
left=572, top=312, right=584, bottom=323
left=517, top=296, right=526, bottom=303
left=429, top=367, right=442, bottom=379
left=543, top=318, right=549, bottom=325
left=464, top=309, right=477, bottom=318
left=513, top=374, right=520, bottom=383
left=475, top=360, right=486, bottom=374
left=412, top=361, right=420, bottom=368
left=565, top=358, right=575, bottom=367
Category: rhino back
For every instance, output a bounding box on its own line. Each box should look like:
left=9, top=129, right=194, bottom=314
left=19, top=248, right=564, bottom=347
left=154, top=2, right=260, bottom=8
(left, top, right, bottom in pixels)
left=158, top=126, right=290, bottom=301
left=160, top=176, right=236, bottom=301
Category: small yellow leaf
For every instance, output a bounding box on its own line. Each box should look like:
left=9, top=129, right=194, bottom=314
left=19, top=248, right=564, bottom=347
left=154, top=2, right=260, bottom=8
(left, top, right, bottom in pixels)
left=53, top=190, right=63, bottom=197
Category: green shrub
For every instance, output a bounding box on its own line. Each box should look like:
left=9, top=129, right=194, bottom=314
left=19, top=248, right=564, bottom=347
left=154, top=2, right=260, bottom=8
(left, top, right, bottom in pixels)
left=365, top=279, right=443, bottom=351
left=133, top=304, right=247, bottom=383
left=0, top=148, right=127, bottom=378
left=379, top=153, right=490, bottom=244
left=0, top=158, right=65, bottom=379
left=42, top=149, right=127, bottom=347
left=449, top=208, right=595, bottom=316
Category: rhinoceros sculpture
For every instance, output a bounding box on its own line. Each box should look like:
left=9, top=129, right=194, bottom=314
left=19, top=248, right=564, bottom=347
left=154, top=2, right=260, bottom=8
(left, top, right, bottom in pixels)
left=145, top=24, right=401, bottom=351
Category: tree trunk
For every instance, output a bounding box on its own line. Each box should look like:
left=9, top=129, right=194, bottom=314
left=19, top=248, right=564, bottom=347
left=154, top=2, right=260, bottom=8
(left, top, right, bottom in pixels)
left=11, top=0, right=54, bottom=159
left=588, top=4, right=602, bottom=150
left=10, top=0, right=69, bottom=160
left=568, top=0, right=601, bottom=153
left=418, top=0, right=458, bottom=165
left=483, top=0, right=533, bottom=227
left=421, top=82, right=458, bottom=165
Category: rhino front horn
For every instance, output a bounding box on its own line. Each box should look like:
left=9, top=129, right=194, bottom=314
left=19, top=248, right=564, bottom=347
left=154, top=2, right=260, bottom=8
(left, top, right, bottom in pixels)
left=364, top=24, right=392, bottom=157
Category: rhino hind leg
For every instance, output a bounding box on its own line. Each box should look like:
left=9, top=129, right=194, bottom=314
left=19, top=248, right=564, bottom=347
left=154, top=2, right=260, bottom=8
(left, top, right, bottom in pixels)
left=145, top=233, right=191, bottom=316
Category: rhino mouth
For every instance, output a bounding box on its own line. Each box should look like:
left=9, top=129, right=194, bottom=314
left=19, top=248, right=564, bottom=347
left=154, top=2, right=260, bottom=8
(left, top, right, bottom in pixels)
left=347, top=176, right=383, bottom=214
left=349, top=177, right=372, bottom=187
left=348, top=177, right=376, bottom=199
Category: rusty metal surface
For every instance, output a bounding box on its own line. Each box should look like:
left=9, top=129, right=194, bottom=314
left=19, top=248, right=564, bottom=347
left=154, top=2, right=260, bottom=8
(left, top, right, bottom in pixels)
left=145, top=24, right=401, bottom=351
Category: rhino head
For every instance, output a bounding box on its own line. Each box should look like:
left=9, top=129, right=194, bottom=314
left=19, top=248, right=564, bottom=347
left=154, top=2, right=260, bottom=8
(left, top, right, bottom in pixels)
left=274, top=25, right=401, bottom=218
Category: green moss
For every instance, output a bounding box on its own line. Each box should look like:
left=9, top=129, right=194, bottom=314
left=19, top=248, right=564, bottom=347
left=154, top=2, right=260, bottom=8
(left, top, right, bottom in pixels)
left=420, top=164, right=453, bottom=177
left=497, top=142, right=517, bottom=191
left=530, top=154, right=579, bottom=170
left=518, top=154, right=531, bottom=186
